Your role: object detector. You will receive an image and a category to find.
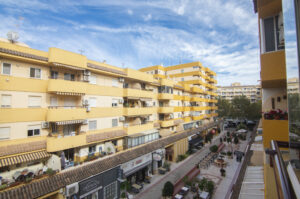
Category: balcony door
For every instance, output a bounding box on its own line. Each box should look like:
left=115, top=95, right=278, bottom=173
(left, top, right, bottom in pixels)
left=64, top=97, right=76, bottom=109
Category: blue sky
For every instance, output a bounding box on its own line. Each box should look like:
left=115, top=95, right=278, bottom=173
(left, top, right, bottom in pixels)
left=0, top=0, right=260, bottom=86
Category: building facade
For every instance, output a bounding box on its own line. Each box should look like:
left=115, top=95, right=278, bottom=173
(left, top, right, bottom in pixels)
left=253, top=0, right=300, bottom=198
left=0, top=39, right=218, bottom=198
left=217, top=82, right=261, bottom=103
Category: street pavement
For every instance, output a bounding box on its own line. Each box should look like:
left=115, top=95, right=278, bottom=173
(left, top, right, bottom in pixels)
left=134, top=131, right=225, bottom=199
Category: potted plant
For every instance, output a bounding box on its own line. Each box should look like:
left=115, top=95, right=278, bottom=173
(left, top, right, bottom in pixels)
left=120, top=192, right=127, bottom=199
left=220, top=168, right=226, bottom=177
left=162, top=181, right=174, bottom=199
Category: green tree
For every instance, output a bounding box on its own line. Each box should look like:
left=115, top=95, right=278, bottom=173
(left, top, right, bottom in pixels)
left=231, top=96, right=250, bottom=119
left=162, top=181, right=174, bottom=197
left=216, top=98, right=232, bottom=118
left=206, top=181, right=215, bottom=194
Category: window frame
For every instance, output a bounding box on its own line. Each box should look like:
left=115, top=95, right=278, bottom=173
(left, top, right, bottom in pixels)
left=0, top=127, right=10, bottom=140
left=27, top=125, right=41, bottom=137
left=88, top=120, right=97, bottom=130
left=2, top=62, right=12, bottom=75
left=30, top=67, right=41, bottom=79
left=112, top=118, right=118, bottom=127
left=28, top=95, right=42, bottom=108
left=1, top=94, right=12, bottom=108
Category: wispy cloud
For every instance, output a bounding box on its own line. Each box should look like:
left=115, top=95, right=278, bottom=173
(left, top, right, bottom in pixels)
left=0, top=0, right=260, bottom=86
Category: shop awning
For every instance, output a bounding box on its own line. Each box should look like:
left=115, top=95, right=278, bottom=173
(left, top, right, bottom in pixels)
left=55, top=92, right=85, bottom=96
left=140, top=98, right=152, bottom=101
left=0, top=150, right=51, bottom=168
left=124, top=160, right=152, bottom=177
left=55, top=120, right=85, bottom=125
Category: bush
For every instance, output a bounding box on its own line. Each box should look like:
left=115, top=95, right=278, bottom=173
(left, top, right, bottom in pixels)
left=0, top=184, right=7, bottom=190
left=237, top=123, right=247, bottom=130
left=226, top=131, right=230, bottom=137
left=199, top=178, right=207, bottom=191
left=226, top=137, right=231, bottom=143
left=121, top=192, right=126, bottom=198
left=162, top=181, right=174, bottom=197
left=209, top=145, right=218, bottom=153
left=227, top=151, right=232, bottom=156
left=206, top=181, right=215, bottom=195
left=46, top=168, right=55, bottom=176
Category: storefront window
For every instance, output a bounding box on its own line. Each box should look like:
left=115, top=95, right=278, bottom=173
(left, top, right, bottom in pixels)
left=104, top=181, right=117, bottom=199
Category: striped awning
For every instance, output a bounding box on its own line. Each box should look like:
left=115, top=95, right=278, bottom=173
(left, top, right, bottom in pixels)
left=0, top=150, right=51, bottom=168
left=55, top=120, right=85, bottom=125
left=55, top=92, right=85, bottom=96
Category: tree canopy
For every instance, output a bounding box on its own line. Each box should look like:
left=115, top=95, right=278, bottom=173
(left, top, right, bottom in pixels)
left=216, top=96, right=261, bottom=120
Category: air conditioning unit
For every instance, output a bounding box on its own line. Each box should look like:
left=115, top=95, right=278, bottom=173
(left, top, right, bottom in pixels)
left=118, top=77, right=124, bottom=82
left=124, top=123, right=129, bottom=127
left=86, top=106, right=91, bottom=112
left=84, top=70, right=91, bottom=76
left=65, top=182, right=79, bottom=197
left=82, top=99, right=89, bottom=106
left=119, top=116, right=125, bottom=122
left=41, top=122, right=49, bottom=129
left=119, top=99, right=124, bottom=104
left=83, top=75, right=90, bottom=82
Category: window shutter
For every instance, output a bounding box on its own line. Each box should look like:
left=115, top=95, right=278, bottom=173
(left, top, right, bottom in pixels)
left=89, top=75, right=97, bottom=84
left=29, top=96, right=42, bottom=107
left=89, top=98, right=97, bottom=107
left=0, top=127, right=10, bottom=140
left=1, top=95, right=11, bottom=107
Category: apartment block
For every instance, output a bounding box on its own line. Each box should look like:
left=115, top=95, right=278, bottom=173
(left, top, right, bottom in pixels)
left=252, top=0, right=300, bottom=198
left=0, top=38, right=219, bottom=198
left=217, top=82, right=261, bottom=103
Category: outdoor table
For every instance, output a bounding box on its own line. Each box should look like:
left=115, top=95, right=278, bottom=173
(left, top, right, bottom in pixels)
left=132, top=184, right=142, bottom=190
left=182, top=186, right=189, bottom=192
left=175, top=194, right=183, bottom=199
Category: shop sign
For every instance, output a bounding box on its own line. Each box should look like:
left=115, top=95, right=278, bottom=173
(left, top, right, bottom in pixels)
left=121, top=153, right=152, bottom=173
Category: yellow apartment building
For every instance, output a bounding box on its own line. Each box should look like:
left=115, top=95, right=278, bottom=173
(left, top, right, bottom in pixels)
left=0, top=37, right=219, bottom=198
left=217, top=82, right=261, bottom=103
left=253, top=0, right=300, bottom=198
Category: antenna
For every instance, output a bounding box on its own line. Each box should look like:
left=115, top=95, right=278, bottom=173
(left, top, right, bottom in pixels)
left=7, top=32, right=19, bottom=43
left=78, top=49, right=85, bottom=55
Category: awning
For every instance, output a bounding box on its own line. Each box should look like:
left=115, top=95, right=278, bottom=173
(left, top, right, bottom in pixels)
left=55, top=92, right=85, bottom=96
left=0, top=150, right=51, bottom=168
left=124, top=160, right=152, bottom=177
left=55, top=120, right=85, bottom=125
left=126, top=97, right=139, bottom=100
left=140, top=98, right=152, bottom=101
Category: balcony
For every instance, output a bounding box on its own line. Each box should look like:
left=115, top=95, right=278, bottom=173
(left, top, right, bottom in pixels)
left=160, top=120, right=175, bottom=127
left=173, top=95, right=184, bottom=100
left=160, top=79, right=175, bottom=87
left=211, top=106, right=218, bottom=110
left=260, top=50, right=286, bottom=88
left=191, top=106, right=210, bottom=111
left=190, top=97, right=208, bottom=102
left=158, top=107, right=174, bottom=113
left=125, top=68, right=153, bottom=83
left=174, top=107, right=184, bottom=112
left=124, top=122, right=154, bottom=135
left=262, top=119, right=288, bottom=148
left=123, top=107, right=156, bottom=116
left=183, top=117, right=192, bottom=122
left=183, top=107, right=191, bottom=111
left=123, top=88, right=154, bottom=99
left=48, top=79, right=86, bottom=95
left=158, top=93, right=173, bottom=100
left=47, top=133, right=86, bottom=152
left=46, top=107, right=86, bottom=122
left=191, top=87, right=204, bottom=93
left=183, top=96, right=191, bottom=101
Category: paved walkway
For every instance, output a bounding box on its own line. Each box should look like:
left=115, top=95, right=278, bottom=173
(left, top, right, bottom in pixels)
left=133, top=130, right=225, bottom=199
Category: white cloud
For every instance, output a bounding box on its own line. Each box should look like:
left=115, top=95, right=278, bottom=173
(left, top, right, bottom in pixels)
left=143, top=14, right=152, bottom=21
left=127, top=9, right=133, bottom=15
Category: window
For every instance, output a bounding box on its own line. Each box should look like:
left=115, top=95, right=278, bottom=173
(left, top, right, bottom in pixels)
left=28, top=96, right=42, bottom=107
left=50, top=97, right=58, bottom=107
left=112, top=79, right=118, bottom=87
left=261, top=14, right=285, bottom=53
left=51, top=123, right=58, bottom=134
left=50, top=71, right=58, bottom=79
left=155, top=70, right=158, bottom=74
left=181, top=69, right=184, bottom=73
left=104, top=181, right=117, bottom=199
left=89, top=97, right=97, bottom=107
left=63, top=125, right=76, bottom=136
left=2, top=63, right=11, bottom=75
left=64, top=73, right=75, bottom=81
left=193, top=66, right=199, bottom=69
left=112, top=119, right=118, bottom=127
left=27, top=125, right=40, bottom=137
left=89, top=145, right=96, bottom=154
left=89, top=120, right=97, bottom=130
left=89, top=75, right=97, bottom=84
left=0, top=127, right=10, bottom=140
left=30, top=67, right=41, bottom=79
left=112, top=99, right=118, bottom=107
left=1, top=94, right=11, bottom=108
left=181, top=78, right=184, bottom=81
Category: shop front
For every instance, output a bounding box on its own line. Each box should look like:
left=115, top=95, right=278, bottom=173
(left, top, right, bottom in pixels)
left=66, top=166, right=120, bottom=199
left=152, top=148, right=165, bottom=174
left=121, top=153, right=152, bottom=185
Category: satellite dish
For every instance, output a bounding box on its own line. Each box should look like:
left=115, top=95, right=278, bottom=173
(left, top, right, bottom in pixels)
left=7, top=31, right=19, bottom=43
